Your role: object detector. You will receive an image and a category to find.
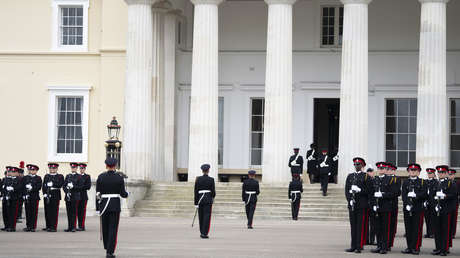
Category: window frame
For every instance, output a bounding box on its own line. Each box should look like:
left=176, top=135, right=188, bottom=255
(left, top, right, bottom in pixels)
left=249, top=98, right=265, bottom=167
left=51, top=0, right=89, bottom=52
left=320, top=5, right=344, bottom=48
left=450, top=98, right=460, bottom=168
left=48, top=86, right=91, bottom=162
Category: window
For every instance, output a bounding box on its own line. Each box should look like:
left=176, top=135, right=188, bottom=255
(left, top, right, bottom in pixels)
left=218, top=97, right=224, bottom=166
left=250, top=98, right=265, bottom=166
left=385, top=99, right=417, bottom=167
left=48, top=86, right=90, bottom=162
left=321, top=6, right=343, bottom=47
left=52, top=0, right=89, bottom=51
left=451, top=99, right=460, bottom=167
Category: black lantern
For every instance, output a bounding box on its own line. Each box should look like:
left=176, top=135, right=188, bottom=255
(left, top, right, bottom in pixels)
left=107, top=116, right=121, bottom=140
left=105, top=116, right=122, bottom=169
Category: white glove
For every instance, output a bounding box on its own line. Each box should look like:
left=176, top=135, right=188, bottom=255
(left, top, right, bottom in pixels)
left=328, top=172, right=331, bottom=176
left=26, top=184, right=32, bottom=190
left=195, top=205, right=199, bottom=209
left=6, top=186, right=14, bottom=191
left=435, top=206, right=440, bottom=212
left=436, top=191, right=446, bottom=199
left=47, top=182, right=53, bottom=187
left=351, top=185, right=361, bottom=193
left=349, top=200, right=354, bottom=206
left=374, top=191, right=383, bottom=198
left=67, top=182, right=74, bottom=189
left=43, top=194, right=48, bottom=198
left=423, top=201, right=428, bottom=208
left=307, top=156, right=313, bottom=161
left=373, top=206, right=377, bottom=212
left=333, top=155, right=338, bottom=161
left=408, top=191, right=416, bottom=198
left=406, top=205, right=412, bottom=211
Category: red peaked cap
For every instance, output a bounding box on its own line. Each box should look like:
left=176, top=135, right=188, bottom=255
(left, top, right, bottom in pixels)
left=436, top=165, right=449, bottom=172
left=407, top=163, right=421, bottom=172
left=353, top=157, right=366, bottom=166
left=426, top=168, right=436, bottom=173
left=19, top=161, right=25, bottom=169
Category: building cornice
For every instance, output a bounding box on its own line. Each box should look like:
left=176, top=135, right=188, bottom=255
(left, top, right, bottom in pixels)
left=191, top=0, right=224, bottom=5
left=124, top=0, right=157, bottom=5
left=264, top=0, right=297, bottom=5
left=341, top=0, right=372, bottom=4
left=419, top=0, right=449, bottom=3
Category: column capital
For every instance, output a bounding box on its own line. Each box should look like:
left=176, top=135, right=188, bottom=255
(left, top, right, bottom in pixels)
left=152, top=0, right=172, bottom=12
left=419, top=0, right=449, bottom=3
left=341, top=0, right=372, bottom=4
left=191, top=0, right=224, bottom=5
left=264, top=0, right=296, bottom=5
left=125, top=0, right=157, bottom=5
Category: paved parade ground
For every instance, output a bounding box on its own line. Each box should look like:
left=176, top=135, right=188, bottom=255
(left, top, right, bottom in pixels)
left=0, top=215, right=459, bottom=258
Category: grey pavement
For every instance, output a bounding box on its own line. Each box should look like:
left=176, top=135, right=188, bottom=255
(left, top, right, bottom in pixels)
left=0, top=214, right=459, bottom=258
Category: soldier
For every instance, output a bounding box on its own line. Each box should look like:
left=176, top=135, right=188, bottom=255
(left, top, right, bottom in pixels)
left=2, top=166, right=24, bottom=232
left=424, top=168, right=437, bottom=239
left=194, top=164, right=216, bottom=239
left=387, top=163, right=401, bottom=250
left=318, top=149, right=332, bottom=196
left=22, top=164, right=42, bottom=232
left=345, top=157, right=372, bottom=253
left=401, top=163, right=427, bottom=255
left=42, top=163, right=64, bottom=232
left=242, top=170, right=260, bottom=229
left=16, top=163, right=25, bottom=223
left=431, top=165, right=457, bottom=256
left=447, top=169, right=458, bottom=247
left=77, top=163, right=91, bottom=231
left=331, top=148, right=339, bottom=183
left=63, top=162, right=83, bottom=232
left=1, top=170, right=7, bottom=231
left=96, top=158, right=129, bottom=258
left=288, top=148, right=303, bottom=179
left=305, top=143, right=318, bottom=184
left=366, top=167, right=376, bottom=245
left=289, top=173, right=303, bottom=220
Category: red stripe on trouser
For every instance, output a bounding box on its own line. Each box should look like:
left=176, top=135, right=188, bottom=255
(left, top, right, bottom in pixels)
left=207, top=205, right=213, bottom=235
left=416, top=211, right=424, bottom=250
left=13, top=201, right=19, bottom=229
left=55, top=201, right=60, bottom=229
left=34, top=200, right=39, bottom=229
left=74, top=201, right=79, bottom=229
left=82, top=200, right=87, bottom=228
left=387, top=212, right=391, bottom=249
left=454, top=205, right=459, bottom=235
left=365, top=209, right=369, bottom=244
left=360, top=209, right=365, bottom=249
left=114, top=213, right=120, bottom=252
left=446, top=213, right=451, bottom=251
left=392, top=210, right=398, bottom=247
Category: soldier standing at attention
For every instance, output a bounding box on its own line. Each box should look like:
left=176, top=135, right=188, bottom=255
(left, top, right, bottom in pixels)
left=424, top=168, right=437, bottom=239
left=194, top=164, right=216, bottom=239
left=42, top=163, right=64, bottom=232
left=77, top=163, right=91, bottom=231
left=16, top=163, right=25, bottom=223
left=345, top=157, right=372, bottom=253
left=387, top=163, right=401, bottom=250
left=288, top=148, right=303, bottom=179
left=366, top=167, right=376, bottom=246
left=289, top=173, right=303, bottom=220
left=2, top=166, right=23, bottom=232
left=305, top=143, right=318, bottom=184
left=242, top=170, right=260, bottom=229
left=22, top=164, right=42, bottom=232
left=96, top=158, right=129, bottom=258
left=64, top=162, right=83, bottom=232
left=447, top=169, right=458, bottom=248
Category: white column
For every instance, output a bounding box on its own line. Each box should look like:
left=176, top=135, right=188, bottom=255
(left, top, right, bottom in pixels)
left=337, top=0, right=372, bottom=185
left=122, top=0, right=156, bottom=180
left=262, top=0, right=296, bottom=184
left=188, top=0, right=223, bottom=181
left=416, top=0, right=449, bottom=176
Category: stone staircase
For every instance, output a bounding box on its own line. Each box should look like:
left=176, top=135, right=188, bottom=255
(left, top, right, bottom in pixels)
left=134, top=182, right=350, bottom=221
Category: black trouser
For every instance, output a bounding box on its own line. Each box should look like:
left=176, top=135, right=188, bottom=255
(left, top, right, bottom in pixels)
left=403, top=210, right=424, bottom=251
left=66, top=200, right=78, bottom=230
left=449, top=210, right=456, bottom=247
left=77, top=199, right=88, bottom=229
left=6, top=200, right=19, bottom=230
left=390, top=208, right=398, bottom=247
left=425, top=208, right=433, bottom=236
left=245, top=201, right=256, bottom=226
left=320, top=172, right=328, bottom=194
left=376, top=211, right=391, bottom=251
left=2, top=200, right=8, bottom=229
left=348, top=208, right=368, bottom=250
left=291, top=195, right=301, bottom=219
left=102, top=211, right=120, bottom=255
left=25, top=199, right=39, bottom=230
left=44, top=199, right=60, bottom=230
left=198, top=203, right=212, bottom=236
left=453, top=205, right=459, bottom=238
left=368, top=211, right=377, bottom=244
left=17, top=199, right=23, bottom=219
left=433, top=212, right=452, bottom=253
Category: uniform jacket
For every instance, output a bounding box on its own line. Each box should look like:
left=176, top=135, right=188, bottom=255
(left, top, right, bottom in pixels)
left=42, top=173, right=65, bottom=201
left=318, top=154, right=332, bottom=175
left=305, top=149, right=318, bottom=174
left=401, top=177, right=428, bottom=213
left=288, top=154, right=304, bottom=174
left=288, top=179, right=303, bottom=200
left=194, top=174, right=216, bottom=206
left=22, top=174, right=43, bottom=201
left=430, top=178, right=458, bottom=214
left=2, top=176, right=23, bottom=201
left=96, top=170, right=129, bottom=213
left=242, top=178, right=260, bottom=203
left=79, top=173, right=91, bottom=200
left=345, top=171, right=372, bottom=210
left=64, top=172, right=83, bottom=201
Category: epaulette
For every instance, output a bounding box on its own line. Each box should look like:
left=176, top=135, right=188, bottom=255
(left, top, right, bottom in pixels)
left=421, top=179, right=424, bottom=186
left=365, top=174, right=368, bottom=181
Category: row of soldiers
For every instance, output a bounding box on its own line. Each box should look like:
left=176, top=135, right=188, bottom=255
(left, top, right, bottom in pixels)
left=346, top=157, right=460, bottom=256
left=0, top=162, right=91, bottom=232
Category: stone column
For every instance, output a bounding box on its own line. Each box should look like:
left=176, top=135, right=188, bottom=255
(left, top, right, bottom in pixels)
left=337, top=0, right=372, bottom=185
left=188, top=0, right=223, bottom=181
left=122, top=0, right=156, bottom=180
left=262, top=0, right=296, bottom=184
left=416, top=0, right=449, bottom=176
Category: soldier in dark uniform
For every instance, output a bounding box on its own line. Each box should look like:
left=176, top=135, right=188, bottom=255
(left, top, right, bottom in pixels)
left=447, top=169, right=458, bottom=248
left=424, top=168, right=437, bottom=238
left=2, top=166, right=24, bottom=232
left=96, top=158, right=129, bottom=258
left=63, top=162, right=83, bottom=232
left=318, top=149, right=332, bottom=196
left=369, top=162, right=386, bottom=249
left=288, top=148, right=303, bottom=179
left=77, top=163, right=91, bottom=231
left=305, top=143, right=318, bottom=184
left=1, top=169, right=7, bottom=231
left=330, top=148, right=339, bottom=183
left=22, top=164, right=42, bottom=232
left=16, top=164, right=25, bottom=223
left=242, top=170, right=260, bottom=229
left=387, top=163, right=401, bottom=250
left=401, top=163, right=427, bottom=255
left=289, top=173, right=303, bottom=220
left=431, top=165, right=457, bottom=256
left=366, top=167, right=377, bottom=245
left=42, top=163, right=64, bottom=232
left=194, top=164, right=216, bottom=238
left=345, top=157, right=372, bottom=253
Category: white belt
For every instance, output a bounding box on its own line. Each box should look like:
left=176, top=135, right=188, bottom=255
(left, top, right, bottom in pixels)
left=98, top=194, right=121, bottom=216
left=197, top=190, right=211, bottom=205
left=101, top=194, right=120, bottom=198
left=245, top=191, right=256, bottom=194
left=291, top=191, right=301, bottom=194
left=291, top=191, right=301, bottom=203
left=245, top=191, right=256, bottom=206
left=49, top=187, right=60, bottom=190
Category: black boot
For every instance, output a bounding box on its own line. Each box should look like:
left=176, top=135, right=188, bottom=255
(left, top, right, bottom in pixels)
left=345, top=248, right=356, bottom=252
left=401, top=248, right=412, bottom=254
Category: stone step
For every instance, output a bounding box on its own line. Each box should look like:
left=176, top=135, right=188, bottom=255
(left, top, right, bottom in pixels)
left=136, top=200, right=348, bottom=207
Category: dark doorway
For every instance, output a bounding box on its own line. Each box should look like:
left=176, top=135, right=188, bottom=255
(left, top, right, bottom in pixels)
left=313, top=98, right=340, bottom=153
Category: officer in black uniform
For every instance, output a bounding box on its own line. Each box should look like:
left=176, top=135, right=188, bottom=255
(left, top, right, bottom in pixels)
left=424, top=168, right=437, bottom=238
left=2, top=166, right=23, bottom=232
left=401, top=163, right=427, bottom=255
left=96, top=158, right=129, bottom=258
left=431, top=165, right=457, bottom=256
left=16, top=165, right=25, bottom=223
left=42, top=163, right=64, bottom=232
left=289, top=173, right=303, bottom=220
left=64, top=162, right=83, bottom=232
left=1, top=169, right=7, bottom=231
left=366, top=167, right=376, bottom=245
left=242, top=170, right=260, bottom=228
left=318, top=149, right=332, bottom=196
left=387, top=163, right=401, bottom=250
left=288, top=148, right=303, bottom=179
left=22, top=164, right=42, bottom=232
left=77, top=163, right=91, bottom=231
left=447, top=169, right=458, bottom=249
left=194, top=164, right=216, bottom=239
left=305, top=143, right=318, bottom=183
left=345, top=157, right=372, bottom=253
left=369, top=162, right=385, bottom=249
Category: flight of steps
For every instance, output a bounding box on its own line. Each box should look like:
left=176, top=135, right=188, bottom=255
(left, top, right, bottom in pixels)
left=134, top=182, right=350, bottom=221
